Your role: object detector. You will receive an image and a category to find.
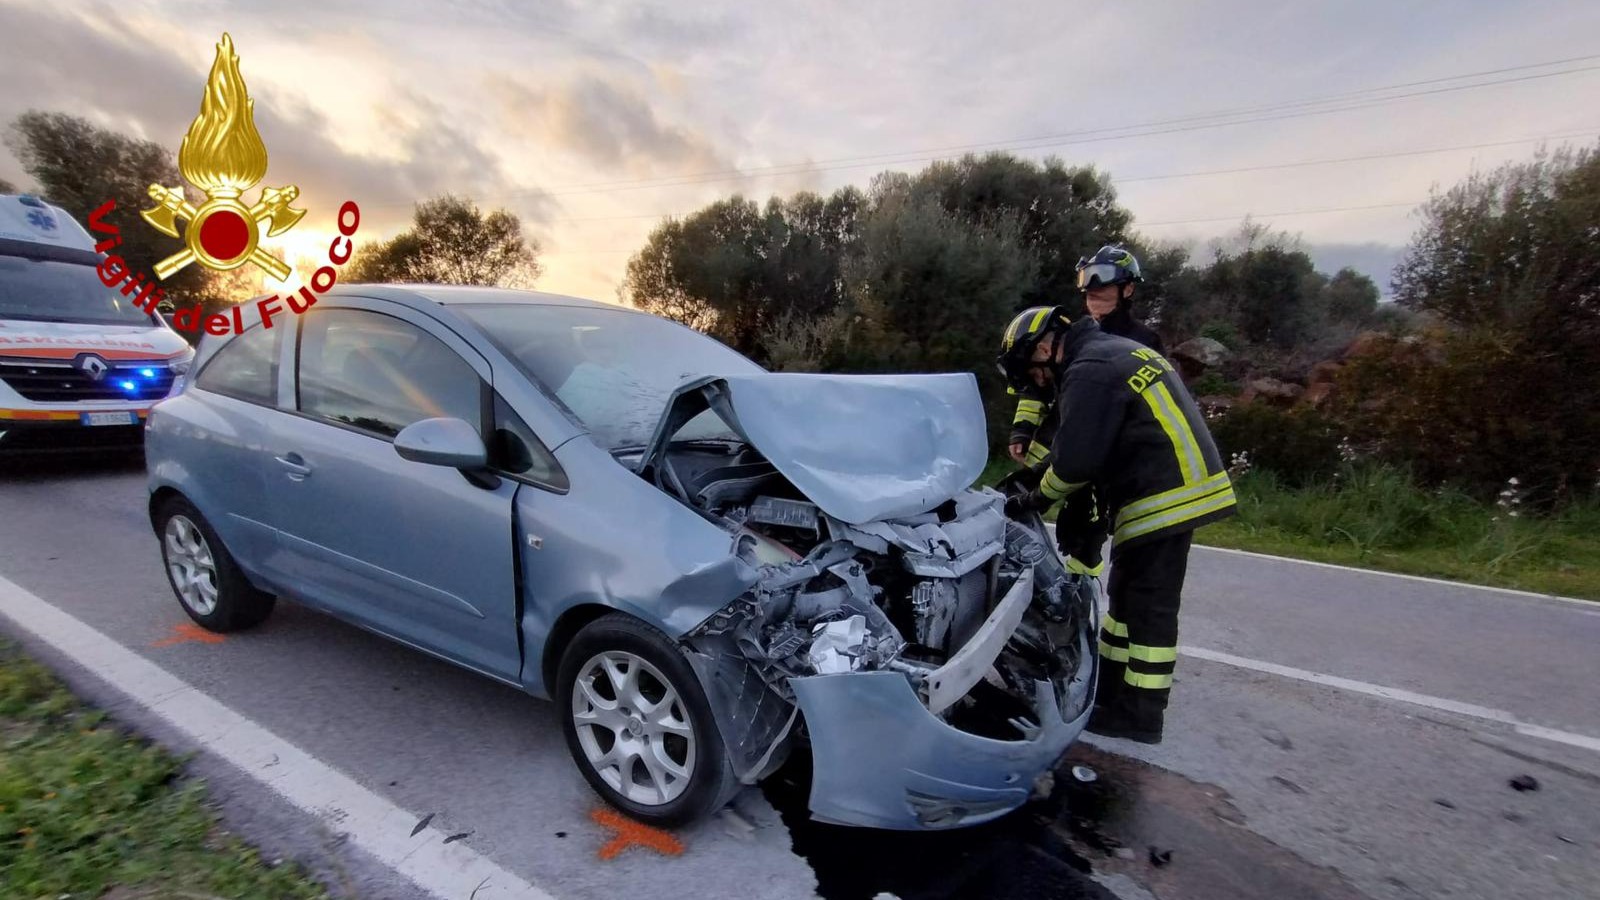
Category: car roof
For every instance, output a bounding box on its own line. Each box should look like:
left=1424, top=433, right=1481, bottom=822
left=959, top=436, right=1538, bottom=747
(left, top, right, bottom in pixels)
left=331, top=283, right=621, bottom=310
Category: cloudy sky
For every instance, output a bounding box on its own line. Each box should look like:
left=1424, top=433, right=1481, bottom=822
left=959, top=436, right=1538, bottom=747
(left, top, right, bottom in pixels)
left=2, top=0, right=1597, bottom=301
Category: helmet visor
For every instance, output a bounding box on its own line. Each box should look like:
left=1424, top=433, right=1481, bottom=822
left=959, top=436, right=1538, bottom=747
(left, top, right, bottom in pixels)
left=1076, top=262, right=1122, bottom=290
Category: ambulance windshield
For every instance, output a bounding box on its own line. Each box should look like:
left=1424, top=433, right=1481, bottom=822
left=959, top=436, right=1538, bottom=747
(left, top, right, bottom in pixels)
left=0, top=253, right=156, bottom=326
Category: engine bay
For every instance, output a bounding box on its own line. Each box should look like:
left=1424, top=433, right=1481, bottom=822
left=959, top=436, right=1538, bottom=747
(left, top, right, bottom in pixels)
left=642, top=440, right=1097, bottom=778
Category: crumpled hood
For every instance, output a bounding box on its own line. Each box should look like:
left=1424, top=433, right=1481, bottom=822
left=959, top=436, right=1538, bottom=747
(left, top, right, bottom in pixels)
left=647, top=372, right=988, bottom=525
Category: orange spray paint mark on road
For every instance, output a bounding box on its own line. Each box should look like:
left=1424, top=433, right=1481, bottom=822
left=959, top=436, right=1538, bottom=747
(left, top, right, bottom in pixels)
left=151, top=622, right=227, bottom=647
left=590, top=807, right=684, bottom=860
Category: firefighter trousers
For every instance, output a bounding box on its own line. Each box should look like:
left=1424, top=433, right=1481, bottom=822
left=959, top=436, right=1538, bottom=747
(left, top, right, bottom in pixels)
left=1095, top=530, right=1193, bottom=731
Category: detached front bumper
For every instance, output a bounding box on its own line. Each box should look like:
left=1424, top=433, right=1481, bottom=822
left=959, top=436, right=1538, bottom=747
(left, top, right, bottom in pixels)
left=792, top=570, right=1097, bottom=830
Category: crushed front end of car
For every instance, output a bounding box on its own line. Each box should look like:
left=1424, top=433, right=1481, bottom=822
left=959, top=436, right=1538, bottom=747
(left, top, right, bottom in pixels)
left=637, top=373, right=1098, bottom=829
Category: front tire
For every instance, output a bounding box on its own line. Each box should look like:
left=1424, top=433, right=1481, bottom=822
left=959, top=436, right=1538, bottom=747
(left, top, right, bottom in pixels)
left=155, top=497, right=275, bottom=632
left=557, top=614, right=738, bottom=827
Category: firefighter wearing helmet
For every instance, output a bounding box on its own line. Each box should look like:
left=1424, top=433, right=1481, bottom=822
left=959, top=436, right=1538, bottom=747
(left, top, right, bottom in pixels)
left=995, top=247, right=1234, bottom=743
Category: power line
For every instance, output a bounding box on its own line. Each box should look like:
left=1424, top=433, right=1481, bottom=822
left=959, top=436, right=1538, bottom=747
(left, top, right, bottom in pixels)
left=364, top=54, right=1600, bottom=210
left=533, top=65, right=1600, bottom=198
left=1136, top=201, right=1422, bottom=228
left=541, top=130, right=1596, bottom=224
left=517, top=58, right=1600, bottom=198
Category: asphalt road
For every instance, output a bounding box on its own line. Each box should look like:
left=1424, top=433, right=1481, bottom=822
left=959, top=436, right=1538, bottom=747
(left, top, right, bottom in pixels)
left=1, top=454, right=1597, bottom=900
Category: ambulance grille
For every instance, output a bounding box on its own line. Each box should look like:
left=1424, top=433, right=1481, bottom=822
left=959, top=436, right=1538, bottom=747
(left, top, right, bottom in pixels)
left=0, top=358, right=176, bottom=402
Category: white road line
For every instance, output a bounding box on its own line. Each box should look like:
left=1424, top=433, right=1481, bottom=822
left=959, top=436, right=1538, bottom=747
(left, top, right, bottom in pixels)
left=1191, top=545, right=1595, bottom=608
left=1182, top=645, right=1600, bottom=755
left=1043, top=524, right=1595, bottom=607
left=0, top=573, right=557, bottom=900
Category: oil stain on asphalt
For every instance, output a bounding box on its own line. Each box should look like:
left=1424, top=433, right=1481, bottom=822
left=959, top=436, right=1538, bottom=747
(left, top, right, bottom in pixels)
left=763, top=743, right=1368, bottom=900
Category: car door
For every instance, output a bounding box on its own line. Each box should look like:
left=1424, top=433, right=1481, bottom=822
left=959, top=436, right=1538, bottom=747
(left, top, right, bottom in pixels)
left=180, top=320, right=286, bottom=566
left=269, top=300, right=521, bottom=681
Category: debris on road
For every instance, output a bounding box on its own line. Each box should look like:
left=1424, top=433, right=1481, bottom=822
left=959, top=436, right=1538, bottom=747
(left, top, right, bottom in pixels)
left=1269, top=775, right=1306, bottom=794
left=1509, top=775, right=1541, bottom=792
left=1433, top=798, right=1457, bottom=810
left=411, top=813, right=435, bottom=836
left=1148, top=846, right=1174, bottom=867
left=1071, top=765, right=1099, bottom=783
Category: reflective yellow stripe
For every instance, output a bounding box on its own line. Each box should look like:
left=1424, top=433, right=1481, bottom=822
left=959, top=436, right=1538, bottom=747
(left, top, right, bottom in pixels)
left=1066, top=556, right=1104, bottom=577
left=1127, top=644, right=1178, bottom=663
left=1114, top=484, right=1237, bottom=544
left=1117, top=471, right=1231, bottom=526
left=1124, top=670, right=1174, bottom=690
left=1040, top=468, right=1086, bottom=500
left=1028, top=307, right=1051, bottom=333
left=1025, top=441, right=1050, bottom=465
left=1141, top=383, right=1204, bottom=485
left=1098, top=640, right=1128, bottom=662
left=1101, top=613, right=1128, bottom=638
left=1013, top=399, right=1044, bottom=425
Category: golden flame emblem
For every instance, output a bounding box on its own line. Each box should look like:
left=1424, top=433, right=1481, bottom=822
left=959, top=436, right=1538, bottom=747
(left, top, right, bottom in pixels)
left=141, top=33, right=303, bottom=281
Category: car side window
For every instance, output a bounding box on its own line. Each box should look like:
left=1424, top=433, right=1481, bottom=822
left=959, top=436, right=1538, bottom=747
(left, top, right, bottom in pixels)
left=193, top=322, right=280, bottom=405
left=490, top=394, right=568, bottom=490
left=297, top=308, right=483, bottom=439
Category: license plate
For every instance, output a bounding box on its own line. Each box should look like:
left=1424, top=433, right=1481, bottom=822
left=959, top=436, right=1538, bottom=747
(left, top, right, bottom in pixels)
left=80, top=411, right=138, bottom=427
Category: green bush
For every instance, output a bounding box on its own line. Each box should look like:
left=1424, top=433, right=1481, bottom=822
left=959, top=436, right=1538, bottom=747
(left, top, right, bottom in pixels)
left=1207, top=465, right=1600, bottom=597
left=1190, top=371, right=1239, bottom=397
left=1210, top=403, right=1340, bottom=486
left=1199, top=321, right=1242, bottom=350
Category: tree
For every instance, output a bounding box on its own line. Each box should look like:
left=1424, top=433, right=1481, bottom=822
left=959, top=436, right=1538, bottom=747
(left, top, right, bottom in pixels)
left=623, top=189, right=862, bottom=360
left=5, top=111, right=213, bottom=303
left=835, top=185, right=1038, bottom=442
left=1321, top=267, right=1380, bottom=323
left=904, top=153, right=1132, bottom=311
left=1191, top=224, right=1328, bottom=349
left=348, top=195, right=542, bottom=287
left=1395, top=144, right=1599, bottom=335
left=0, top=176, right=16, bottom=193
left=1360, top=143, right=1600, bottom=501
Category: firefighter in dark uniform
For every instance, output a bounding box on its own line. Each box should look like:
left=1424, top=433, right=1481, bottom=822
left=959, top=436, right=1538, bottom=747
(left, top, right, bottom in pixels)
left=996, top=302, right=1236, bottom=744
left=1079, top=244, right=1164, bottom=355
left=1000, top=247, right=1164, bottom=575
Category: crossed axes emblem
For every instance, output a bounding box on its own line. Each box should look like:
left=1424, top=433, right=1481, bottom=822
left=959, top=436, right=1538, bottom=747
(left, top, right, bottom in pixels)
left=142, top=184, right=304, bottom=282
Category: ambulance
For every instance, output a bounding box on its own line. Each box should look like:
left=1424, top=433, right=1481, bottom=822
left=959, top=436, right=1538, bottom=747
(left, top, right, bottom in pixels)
left=0, top=193, right=193, bottom=455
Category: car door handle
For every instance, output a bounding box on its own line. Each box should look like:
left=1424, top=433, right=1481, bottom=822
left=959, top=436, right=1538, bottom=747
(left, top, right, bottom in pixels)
left=275, top=453, right=313, bottom=480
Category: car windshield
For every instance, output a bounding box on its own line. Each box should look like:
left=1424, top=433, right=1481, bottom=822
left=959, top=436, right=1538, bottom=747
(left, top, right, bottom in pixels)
left=457, top=303, right=765, bottom=451
left=0, top=254, right=157, bottom=326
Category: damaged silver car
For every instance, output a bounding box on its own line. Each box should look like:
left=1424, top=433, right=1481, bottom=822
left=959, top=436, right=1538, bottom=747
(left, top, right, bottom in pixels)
left=145, top=285, right=1098, bottom=832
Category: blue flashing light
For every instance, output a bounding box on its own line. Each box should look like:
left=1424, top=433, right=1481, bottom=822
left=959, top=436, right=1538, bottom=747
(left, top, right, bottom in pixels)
left=119, top=380, right=138, bottom=392
left=139, top=368, right=156, bottom=378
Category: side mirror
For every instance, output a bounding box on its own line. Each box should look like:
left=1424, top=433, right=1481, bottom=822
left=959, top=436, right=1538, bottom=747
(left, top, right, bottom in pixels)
left=394, top=417, right=488, bottom=469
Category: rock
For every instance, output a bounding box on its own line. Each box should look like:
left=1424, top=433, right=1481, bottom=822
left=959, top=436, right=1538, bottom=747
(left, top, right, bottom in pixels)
left=1241, top=377, right=1303, bottom=406
left=1173, top=337, right=1231, bottom=369
left=1302, top=382, right=1335, bottom=407
left=1342, top=330, right=1392, bottom=359
left=1308, top=360, right=1342, bottom=386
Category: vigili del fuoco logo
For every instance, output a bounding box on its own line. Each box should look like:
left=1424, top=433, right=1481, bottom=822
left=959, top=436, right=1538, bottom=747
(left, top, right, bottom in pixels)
left=84, top=33, right=361, bottom=335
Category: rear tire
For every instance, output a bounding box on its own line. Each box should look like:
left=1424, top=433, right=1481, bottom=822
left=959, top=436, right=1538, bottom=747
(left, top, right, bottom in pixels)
left=557, top=613, right=738, bottom=827
left=155, top=497, right=275, bottom=632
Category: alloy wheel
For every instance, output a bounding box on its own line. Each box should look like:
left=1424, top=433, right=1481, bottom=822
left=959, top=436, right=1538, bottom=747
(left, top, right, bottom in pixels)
left=570, top=650, right=697, bottom=806
left=164, top=514, right=218, bottom=616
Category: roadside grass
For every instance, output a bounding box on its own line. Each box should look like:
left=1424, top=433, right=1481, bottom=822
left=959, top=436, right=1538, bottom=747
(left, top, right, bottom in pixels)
left=1198, top=466, right=1600, bottom=600
left=980, top=457, right=1600, bottom=600
left=0, top=642, right=330, bottom=899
